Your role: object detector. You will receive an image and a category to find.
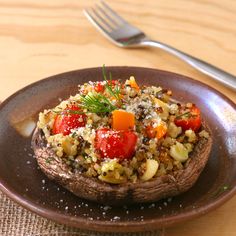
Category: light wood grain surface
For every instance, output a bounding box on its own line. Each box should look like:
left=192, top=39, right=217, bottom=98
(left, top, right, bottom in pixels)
left=0, top=0, right=236, bottom=235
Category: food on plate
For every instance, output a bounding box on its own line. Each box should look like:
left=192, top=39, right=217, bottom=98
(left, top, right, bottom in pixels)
left=32, top=67, right=212, bottom=205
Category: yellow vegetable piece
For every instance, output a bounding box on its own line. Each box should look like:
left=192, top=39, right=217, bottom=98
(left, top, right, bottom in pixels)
left=141, top=159, right=159, bottom=181
left=98, top=175, right=126, bottom=184
left=125, top=76, right=140, bottom=91
left=170, top=141, right=189, bottom=162
left=61, top=137, right=78, bottom=156
left=112, top=109, right=135, bottom=131
left=153, top=98, right=169, bottom=120
left=99, top=160, right=126, bottom=184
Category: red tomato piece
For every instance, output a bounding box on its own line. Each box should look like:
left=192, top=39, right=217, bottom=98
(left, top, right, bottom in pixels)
left=108, top=80, right=117, bottom=86
left=174, top=105, right=201, bottom=132
left=94, top=80, right=119, bottom=93
left=94, top=82, right=105, bottom=93
left=52, top=105, right=86, bottom=135
left=95, top=128, right=138, bottom=160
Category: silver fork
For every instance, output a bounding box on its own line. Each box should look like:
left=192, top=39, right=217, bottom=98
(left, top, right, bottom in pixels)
left=84, top=1, right=236, bottom=91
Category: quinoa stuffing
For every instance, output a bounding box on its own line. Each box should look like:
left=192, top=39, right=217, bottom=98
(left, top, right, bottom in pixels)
left=37, top=67, right=209, bottom=184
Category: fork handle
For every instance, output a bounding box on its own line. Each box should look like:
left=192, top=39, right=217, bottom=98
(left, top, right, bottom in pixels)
left=141, top=40, right=236, bottom=90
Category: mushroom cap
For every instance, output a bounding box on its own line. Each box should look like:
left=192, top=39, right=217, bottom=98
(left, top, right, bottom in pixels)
left=32, top=123, right=212, bottom=206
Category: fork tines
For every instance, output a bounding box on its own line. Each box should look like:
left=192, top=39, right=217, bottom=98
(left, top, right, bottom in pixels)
left=84, top=1, right=126, bottom=33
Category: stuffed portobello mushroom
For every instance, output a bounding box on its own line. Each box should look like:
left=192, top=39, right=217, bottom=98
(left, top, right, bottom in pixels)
left=32, top=68, right=212, bottom=205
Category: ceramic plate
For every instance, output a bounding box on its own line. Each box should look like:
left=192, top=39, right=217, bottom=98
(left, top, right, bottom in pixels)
left=0, top=67, right=236, bottom=232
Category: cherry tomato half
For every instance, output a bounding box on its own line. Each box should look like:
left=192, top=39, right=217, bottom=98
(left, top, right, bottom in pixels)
left=174, top=105, right=201, bottom=132
left=94, top=82, right=105, bottom=93
left=95, top=128, right=138, bottom=160
left=52, top=105, right=86, bottom=135
left=94, top=80, right=119, bottom=93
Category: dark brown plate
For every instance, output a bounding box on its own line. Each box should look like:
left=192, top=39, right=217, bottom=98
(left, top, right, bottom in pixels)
left=0, top=67, right=236, bottom=232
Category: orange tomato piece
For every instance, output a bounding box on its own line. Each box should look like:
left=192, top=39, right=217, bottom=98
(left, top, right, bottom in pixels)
left=126, top=76, right=140, bottom=91
left=112, top=110, right=135, bottom=131
left=146, top=123, right=167, bottom=139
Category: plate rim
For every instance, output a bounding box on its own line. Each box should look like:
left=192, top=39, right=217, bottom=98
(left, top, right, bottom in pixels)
left=1, top=182, right=236, bottom=232
left=0, top=66, right=236, bottom=232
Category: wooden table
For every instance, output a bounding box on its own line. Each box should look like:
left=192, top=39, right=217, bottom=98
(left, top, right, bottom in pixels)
left=0, top=0, right=236, bottom=235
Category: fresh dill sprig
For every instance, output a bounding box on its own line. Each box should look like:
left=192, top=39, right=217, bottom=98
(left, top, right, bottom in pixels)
left=102, top=64, right=121, bottom=100
left=52, top=66, right=122, bottom=115
left=52, top=108, right=84, bottom=115
left=175, top=111, right=198, bottom=120
left=52, top=109, right=62, bottom=114
left=80, top=92, right=117, bottom=114
left=175, top=111, right=191, bottom=119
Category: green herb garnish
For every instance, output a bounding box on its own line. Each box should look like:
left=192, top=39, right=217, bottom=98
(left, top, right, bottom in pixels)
left=212, top=184, right=231, bottom=198
left=223, top=185, right=229, bottom=191
left=52, top=110, right=61, bottom=114
left=175, top=111, right=191, bottom=119
left=71, top=131, right=77, bottom=138
left=52, top=108, right=83, bottom=115
left=52, top=65, right=122, bottom=115
left=102, top=64, right=121, bottom=101
left=46, top=157, right=54, bottom=164
left=79, top=65, right=122, bottom=113
left=53, top=94, right=117, bottom=115
left=80, top=92, right=117, bottom=114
